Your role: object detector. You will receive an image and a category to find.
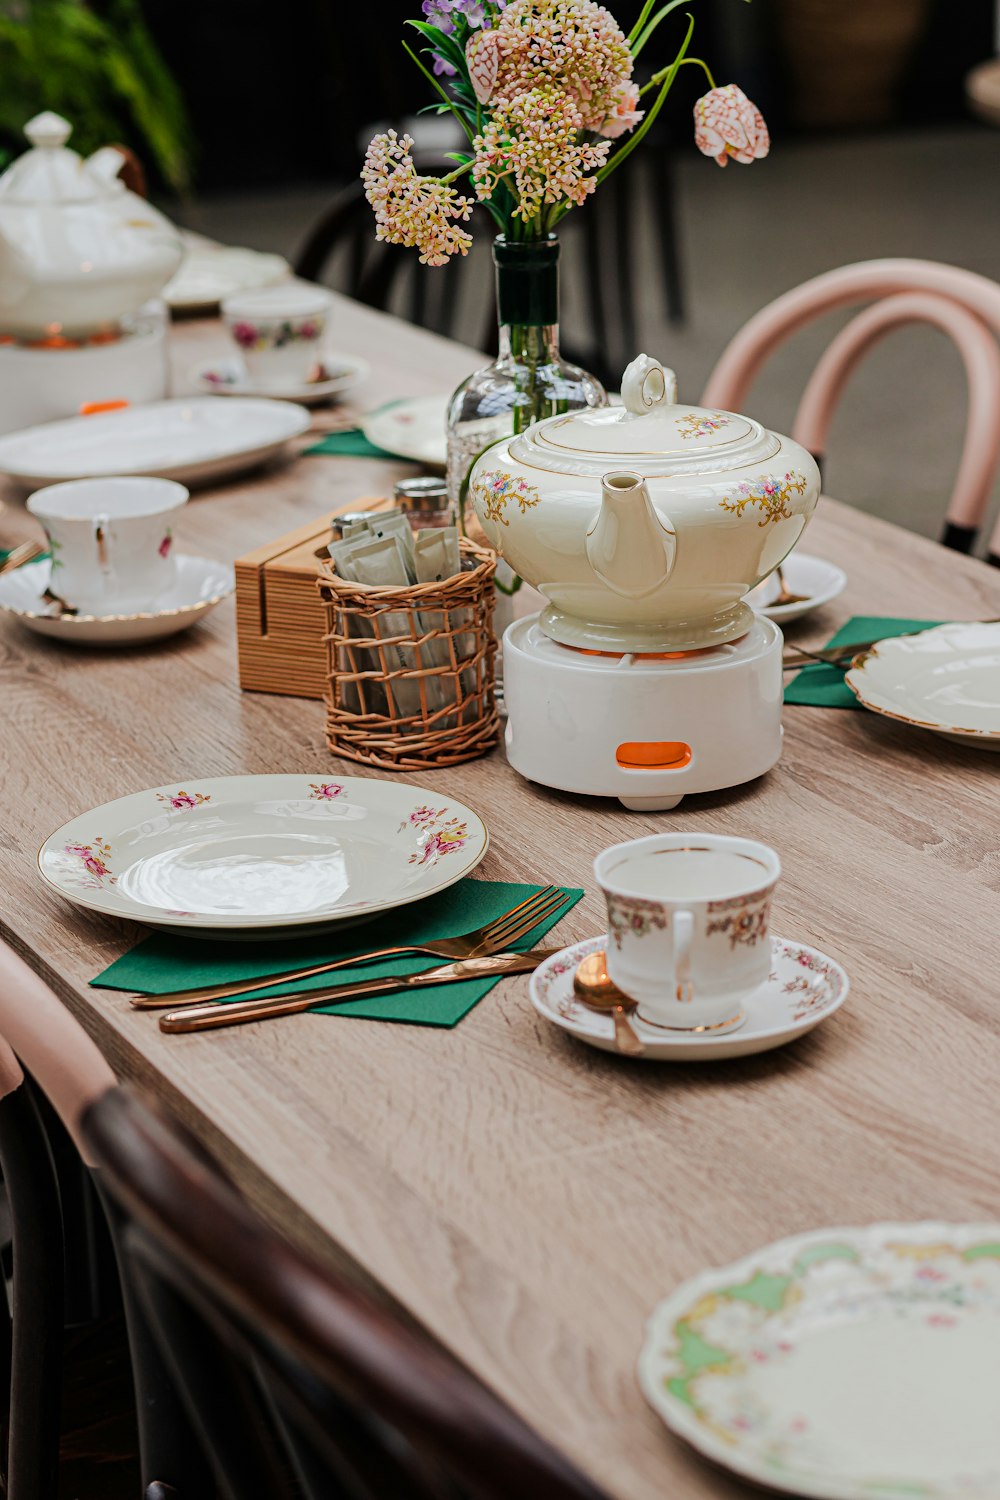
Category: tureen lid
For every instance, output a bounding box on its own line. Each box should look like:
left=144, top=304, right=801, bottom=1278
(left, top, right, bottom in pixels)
left=509, top=354, right=781, bottom=477
left=0, top=113, right=110, bottom=205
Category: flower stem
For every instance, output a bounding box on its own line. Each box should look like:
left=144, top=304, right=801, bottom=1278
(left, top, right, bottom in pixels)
left=402, top=38, right=475, bottom=144
left=595, top=12, right=695, bottom=185
left=640, top=53, right=716, bottom=97
left=631, top=0, right=695, bottom=58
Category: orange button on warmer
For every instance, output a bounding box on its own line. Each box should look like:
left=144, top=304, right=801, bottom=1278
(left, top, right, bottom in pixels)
left=79, top=400, right=130, bottom=416
left=615, top=741, right=692, bottom=770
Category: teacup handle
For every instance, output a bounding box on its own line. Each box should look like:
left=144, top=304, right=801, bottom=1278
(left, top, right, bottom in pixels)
left=93, top=514, right=112, bottom=576
left=674, top=909, right=694, bottom=1003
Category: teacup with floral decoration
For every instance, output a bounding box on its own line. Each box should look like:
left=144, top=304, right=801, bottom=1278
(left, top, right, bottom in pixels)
left=594, top=832, right=780, bottom=1033
left=222, top=284, right=333, bottom=388
left=26, top=476, right=188, bottom=615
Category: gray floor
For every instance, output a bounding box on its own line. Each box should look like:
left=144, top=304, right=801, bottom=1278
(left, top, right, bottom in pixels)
left=172, top=124, right=1000, bottom=547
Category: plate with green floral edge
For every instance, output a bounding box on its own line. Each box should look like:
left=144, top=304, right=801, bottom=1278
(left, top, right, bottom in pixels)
left=638, top=1222, right=1000, bottom=1499
left=38, top=774, right=488, bottom=936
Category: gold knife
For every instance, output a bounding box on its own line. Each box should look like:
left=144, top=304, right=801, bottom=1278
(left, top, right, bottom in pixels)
left=783, top=617, right=1000, bottom=672
left=159, top=947, right=562, bottom=1035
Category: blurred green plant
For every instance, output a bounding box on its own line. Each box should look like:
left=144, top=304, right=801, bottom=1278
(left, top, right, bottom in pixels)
left=0, top=0, right=192, bottom=192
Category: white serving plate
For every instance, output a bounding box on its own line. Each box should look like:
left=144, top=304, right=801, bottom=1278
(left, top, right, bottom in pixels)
left=164, top=246, right=291, bottom=314
left=747, top=552, right=847, bottom=623
left=0, top=555, right=233, bottom=645
left=845, top=621, right=1000, bottom=747
left=360, top=397, right=447, bottom=466
left=38, top=775, right=488, bottom=935
left=530, top=935, right=847, bottom=1060
left=193, top=352, right=369, bottom=407
left=639, top=1221, right=1000, bottom=1499
left=0, top=398, right=311, bottom=488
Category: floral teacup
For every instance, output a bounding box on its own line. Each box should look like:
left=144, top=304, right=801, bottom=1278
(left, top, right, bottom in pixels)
left=26, top=476, right=188, bottom=615
left=593, top=832, right=780, bottom=1033
left=222, top=284, right=332, bottom=388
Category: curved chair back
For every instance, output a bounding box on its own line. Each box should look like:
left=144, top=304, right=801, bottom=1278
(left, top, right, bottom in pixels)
left=701, top=258, right=1000, bottom=560
left=82, top=1084, right=614, bottom=1500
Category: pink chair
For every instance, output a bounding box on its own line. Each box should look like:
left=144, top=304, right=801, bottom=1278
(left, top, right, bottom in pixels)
left=701, top=259, right=1000, bottom=563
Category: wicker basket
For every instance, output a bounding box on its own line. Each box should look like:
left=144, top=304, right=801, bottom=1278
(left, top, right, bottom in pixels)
left=318, top=538, right=500, bottom=770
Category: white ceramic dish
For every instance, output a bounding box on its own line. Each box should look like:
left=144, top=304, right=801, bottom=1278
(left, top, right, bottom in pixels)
left=361, top=397, right=448, bottom=467
left=529, top=934, right=847, bottom=1060
left=639, top=1221, right=1000, bottom=1499
left=38, top=775, right=488, bottom=934
left=845, top=622, right=1000, bottom=748
left=0, top=555, right=233, bottom=645
left=163, top=246, right=291, bottom=314
left=0, top=398, right=311, bottom=488
left=193, top=353, right=369, bottom=406
left=747, top=551, right=847, bottom=623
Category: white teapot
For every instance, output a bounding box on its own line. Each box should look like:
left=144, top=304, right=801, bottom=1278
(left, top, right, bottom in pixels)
left=468, top=354, right=822, bottom=652
left=0, top=112, right=184, bottom=340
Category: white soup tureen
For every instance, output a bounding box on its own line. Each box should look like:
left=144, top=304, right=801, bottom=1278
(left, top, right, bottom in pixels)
left=469, top=354, right=822, bottom=652
left=0, top=112, right=184, bottom=340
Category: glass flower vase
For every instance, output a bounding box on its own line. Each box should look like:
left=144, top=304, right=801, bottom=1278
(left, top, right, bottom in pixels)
left=447, top=233, right=607, bottom=517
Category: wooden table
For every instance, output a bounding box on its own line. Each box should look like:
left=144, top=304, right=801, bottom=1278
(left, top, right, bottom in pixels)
left=3, top=297, right=1000, bottom=1500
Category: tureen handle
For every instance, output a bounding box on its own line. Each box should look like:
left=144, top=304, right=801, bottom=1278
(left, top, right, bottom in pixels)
left=621, top=355, right=677, bottom=417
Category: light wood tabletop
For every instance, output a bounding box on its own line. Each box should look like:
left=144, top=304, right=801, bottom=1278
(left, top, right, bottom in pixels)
left=3, top=297, right=1000, bottom=1499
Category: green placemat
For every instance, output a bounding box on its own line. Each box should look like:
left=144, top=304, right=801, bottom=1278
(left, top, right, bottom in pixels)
left=91, top=878, right=582, bottom=1027
left=784, top=616, right=941, bottom=709
left=305, top=428, right=399, bottom=460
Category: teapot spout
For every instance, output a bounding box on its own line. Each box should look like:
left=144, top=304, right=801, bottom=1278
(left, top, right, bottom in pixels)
left=586, top=471, right=676, bottom=599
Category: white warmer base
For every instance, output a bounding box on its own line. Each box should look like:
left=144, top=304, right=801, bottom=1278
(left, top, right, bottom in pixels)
left=0, top=315, right=168, bottom=436
left=502, top=614, right=784, bottom=811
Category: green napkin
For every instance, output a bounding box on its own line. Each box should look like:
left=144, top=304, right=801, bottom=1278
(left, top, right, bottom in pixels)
left=90, top=878, right=582, bottom=1027
left=305, top=428, right=399, bottom=460
left=784, top=616, right=941, bottom=709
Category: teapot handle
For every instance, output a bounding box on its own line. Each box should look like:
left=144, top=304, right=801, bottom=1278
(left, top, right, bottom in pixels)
left=621, top=355, right=677, bottom=417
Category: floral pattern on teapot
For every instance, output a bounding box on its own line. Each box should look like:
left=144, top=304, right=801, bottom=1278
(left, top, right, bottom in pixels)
left=469, top=470, right=541, bottom=528
left=719, top=470, right=809, bottom=526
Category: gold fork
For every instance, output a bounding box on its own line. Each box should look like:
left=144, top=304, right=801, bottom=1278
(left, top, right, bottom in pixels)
left=0, top=540, right=45, bottom=576
left=130, top=885, right=570, bottom=1010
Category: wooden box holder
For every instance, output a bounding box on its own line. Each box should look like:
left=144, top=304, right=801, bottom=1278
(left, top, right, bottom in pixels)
left=319, top=538, right=500, bottom=770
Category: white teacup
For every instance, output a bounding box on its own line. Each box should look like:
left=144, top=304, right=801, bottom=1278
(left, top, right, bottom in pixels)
left=594, top=832, right=780, bottom=1033
left=27, top=477, right=188, bottom=615
left=221, top=285, right=332, bottom=388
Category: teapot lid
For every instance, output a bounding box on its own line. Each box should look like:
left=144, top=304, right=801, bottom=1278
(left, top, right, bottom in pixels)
left=0, top=113, right=111, bottom=205
left=509, top=353, right=780, bottom=478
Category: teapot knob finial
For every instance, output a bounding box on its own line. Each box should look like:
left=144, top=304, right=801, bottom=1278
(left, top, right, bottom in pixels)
left=621, top=354, right=677, bottom=417
left=24, top=112, right=72, bottom=150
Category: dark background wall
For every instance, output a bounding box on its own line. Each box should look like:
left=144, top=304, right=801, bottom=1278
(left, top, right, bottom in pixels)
left=141, top=0, right=995, bottom=191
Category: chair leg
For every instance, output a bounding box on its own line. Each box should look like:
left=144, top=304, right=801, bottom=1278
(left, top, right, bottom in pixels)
left=0, top=1086, right=63, bottom=1500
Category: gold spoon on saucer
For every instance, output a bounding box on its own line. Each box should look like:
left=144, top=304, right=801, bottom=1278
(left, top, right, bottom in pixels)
left=771, top=564, right=810, bottom=607
left=573, top=951, right=643, bottom=1057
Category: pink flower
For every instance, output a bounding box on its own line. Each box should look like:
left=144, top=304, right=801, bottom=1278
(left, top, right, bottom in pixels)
left=158, top=532, right=172, bottom=559
left=230, top=321, right=258, bottom=348
left=597, top=81, right=644, bottom=139
left=694, top=84, right=769, bottom=168
left=362, top=131, right=474, bottom=266
left=467, top=28, right=500, bottom=104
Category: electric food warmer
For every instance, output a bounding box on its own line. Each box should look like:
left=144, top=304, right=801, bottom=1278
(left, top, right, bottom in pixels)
left=468, top=355, right=822, bottom=810
left=0, top=111, right=184, bottom=434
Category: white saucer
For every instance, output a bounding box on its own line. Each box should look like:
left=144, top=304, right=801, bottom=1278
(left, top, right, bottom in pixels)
left=360, top=396, right=447, bottom=466
left=164, top=246, right=291, bottom=315
left=748, top=553, right=847, bottom=623
left=0, top=555, right=234, bottom=645
left=193, top=352, right=369, bottom=406
left=529, top=935, right=848, bottom=1060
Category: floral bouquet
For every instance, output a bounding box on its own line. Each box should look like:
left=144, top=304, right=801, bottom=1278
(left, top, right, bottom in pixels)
left=362, top=0, right=770, bottom=265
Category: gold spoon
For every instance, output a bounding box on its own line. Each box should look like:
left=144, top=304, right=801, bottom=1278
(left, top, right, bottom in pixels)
left=573, top=951, right=643, bottom=1057
left=771, top=564, right=810, bottom=607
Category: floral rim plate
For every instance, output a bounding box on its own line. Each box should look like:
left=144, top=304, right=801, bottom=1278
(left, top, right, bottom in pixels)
left=529, top=935, right=847, bottom=1060
left=192, top=352, right=370, bottom=406
left=360, top=397, right=447, bottom=467
left=0, top=555, right=233, bottom=646
left=639, top=1222, right=1000, bottom=1499
left=844, top=622, right=1000, bottom=747
left=747, top=552, right=847, bottom=623
left=38, top=775, right=488, bottom=934
left=0, top=398, right=311, bottom=488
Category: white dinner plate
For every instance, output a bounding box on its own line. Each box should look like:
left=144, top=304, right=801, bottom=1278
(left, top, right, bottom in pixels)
left=530, top=935, right=847, bottom=1060
left=747, top=552, right=847, bottom=623
left=164, top=246, right=291, bottom=314
left=38, top=775, right=488, bottom=935
left=0, top=555, right=233, bottom=645
left=360, top=397, right=448, bottom=467
left=193, top=352, right=369, bottom=406
left=639, top=1222, right=1000, bottom=1499
left=0, top=398, right=311, bottom=488
left=845, top=621, right=1000, bottom=748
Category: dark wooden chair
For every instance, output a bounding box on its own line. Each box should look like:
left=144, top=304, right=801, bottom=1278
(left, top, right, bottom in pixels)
left=83, top=1086, right=615, bottom=1500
